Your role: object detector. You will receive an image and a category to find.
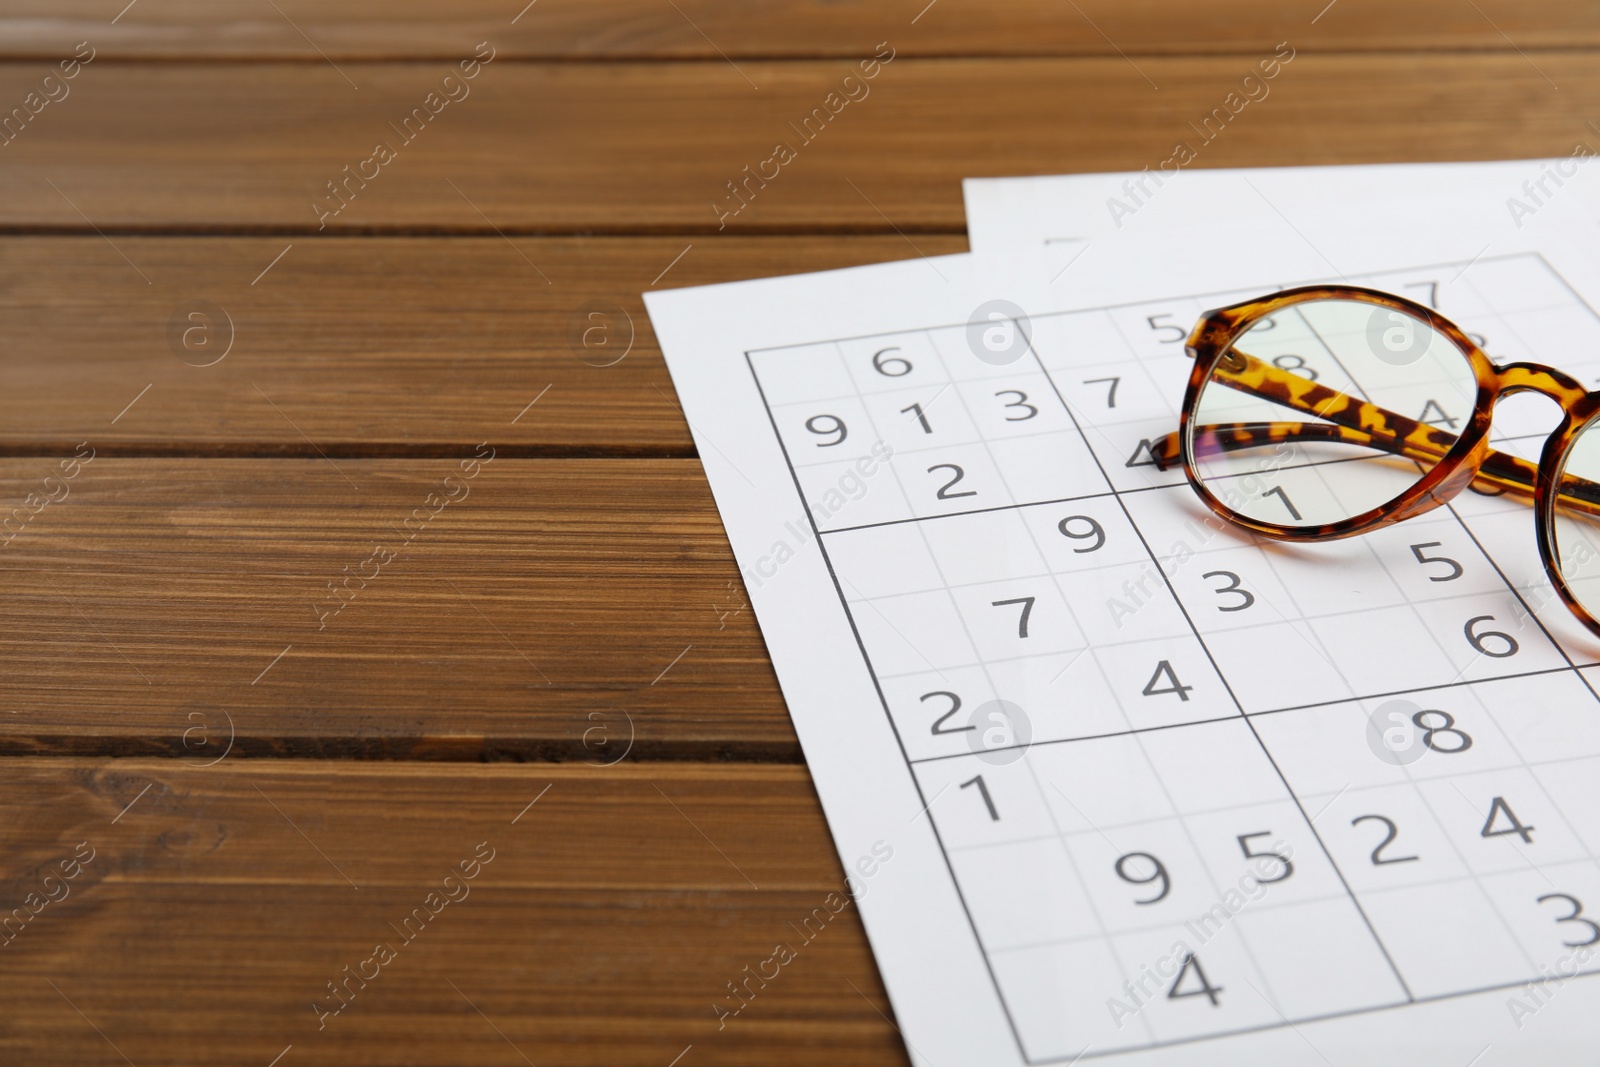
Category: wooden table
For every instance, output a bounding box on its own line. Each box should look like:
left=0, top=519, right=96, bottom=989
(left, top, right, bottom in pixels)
left=2, top=3, right=1596, bottom=1063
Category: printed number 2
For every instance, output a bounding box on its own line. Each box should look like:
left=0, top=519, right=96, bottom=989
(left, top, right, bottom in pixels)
left=1351, top=814, right=1420, bottom=866
left=928, top=464, right=977, bottom=500
left=922, top=691, right=973, bottom=735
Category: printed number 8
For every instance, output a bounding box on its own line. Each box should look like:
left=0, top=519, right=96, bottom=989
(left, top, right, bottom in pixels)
left=1413, top=710, right=1472, bottom=753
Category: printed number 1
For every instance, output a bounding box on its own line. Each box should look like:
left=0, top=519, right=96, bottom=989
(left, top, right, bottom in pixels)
left=1262, top=485, right=1302, bottom=521
left=961, top=774, right=999, bottom=821
left=900, top=402, right=933, bottom=434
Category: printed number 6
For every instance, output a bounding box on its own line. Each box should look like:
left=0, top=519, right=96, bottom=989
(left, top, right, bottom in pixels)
left=1465, top=615, right=1518, bottom=658
left=873, top=347, right=912, bottom=376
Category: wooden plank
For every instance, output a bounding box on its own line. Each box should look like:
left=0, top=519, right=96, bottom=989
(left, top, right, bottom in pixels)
left=0, top=235, right=964, bottom=456
left=0, top=457, right=802, bottom=760
left=0, top=55, right=1597, bottom=233
left=0, top=759, right=909, bottom=1065
left=6, top=0, right=1597, bottom=60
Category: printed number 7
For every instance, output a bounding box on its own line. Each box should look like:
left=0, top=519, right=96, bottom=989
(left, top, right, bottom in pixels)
left=992, top=596, right=1035, bottom=638
left=1084, top=376, right=1120, bottom=408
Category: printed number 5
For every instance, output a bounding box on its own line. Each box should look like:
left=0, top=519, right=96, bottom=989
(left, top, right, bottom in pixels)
left=1238, top=832, right=1293, bottom=883
left=1146, top=314, right=1186, bottom=343
left=1410, top=542, right=1463, bottom=582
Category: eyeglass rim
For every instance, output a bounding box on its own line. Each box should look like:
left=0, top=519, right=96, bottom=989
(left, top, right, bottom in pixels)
left=1177, top=284, right=1499, bottom=543
left=1178, top=284, right=1600, bottom=640
left=1536, top=407, right=1600, bottom=638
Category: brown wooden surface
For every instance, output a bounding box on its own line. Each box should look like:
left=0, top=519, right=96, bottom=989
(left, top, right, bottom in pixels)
left=0, top=235, right=962, bottom=456
left=6, top=0, right=1598, bottom=59
left=0, top=760, right=905, bottom=1066
left=5, top=1, right=1600, bottom=1063
left=0, top=457, right=798, bottom=761
left=0, top=56, right=1595, bottom=233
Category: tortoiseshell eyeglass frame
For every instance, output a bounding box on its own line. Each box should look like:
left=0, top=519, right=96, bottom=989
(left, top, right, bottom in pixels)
left=1149, top=284, right=1600, bottom=639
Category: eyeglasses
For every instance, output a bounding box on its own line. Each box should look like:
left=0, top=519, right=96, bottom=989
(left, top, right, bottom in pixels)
left=1151, top=285, right=1600, bottom=639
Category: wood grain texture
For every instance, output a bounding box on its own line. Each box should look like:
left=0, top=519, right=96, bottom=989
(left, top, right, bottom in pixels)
left=7, top=5, right=1585, bottom=1063
left=0, top=458, right=799, bottom=760
left=0, top=55, right=1596, bottom=233
left=0, top=759, right=909, bottom=1066
left=5, top=0, right=1597, bottom=59
left=0, top=235, right=964, bottom=456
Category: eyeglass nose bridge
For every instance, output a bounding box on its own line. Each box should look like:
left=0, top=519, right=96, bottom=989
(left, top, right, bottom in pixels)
left=1492, top=361, right=1591, bottom=411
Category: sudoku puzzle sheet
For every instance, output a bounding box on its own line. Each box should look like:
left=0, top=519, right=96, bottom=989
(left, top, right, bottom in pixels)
left=743, top=252, right=1600, bottom=1063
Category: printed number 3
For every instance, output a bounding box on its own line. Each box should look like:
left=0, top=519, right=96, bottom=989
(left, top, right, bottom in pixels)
left=1538, top=893, right=1600, bottom=947
left=996, top=389, right=1038, bottom=421
left=1202, top=570, right=1254, bottom=612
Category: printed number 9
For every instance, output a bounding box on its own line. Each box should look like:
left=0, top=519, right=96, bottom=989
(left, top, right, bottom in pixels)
left=1058, top=515, right=1105, bottom=553
left=805, top=414, right=847, bottom=447
left=1115, top=852, right=1170, bottom=904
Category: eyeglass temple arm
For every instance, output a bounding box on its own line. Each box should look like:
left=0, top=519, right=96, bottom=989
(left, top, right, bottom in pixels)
left=1149, top=349, right=1600, bottom=518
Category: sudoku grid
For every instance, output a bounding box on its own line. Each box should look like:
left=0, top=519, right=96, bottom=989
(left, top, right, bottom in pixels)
left=745, top=253, right=1600, bottom=1062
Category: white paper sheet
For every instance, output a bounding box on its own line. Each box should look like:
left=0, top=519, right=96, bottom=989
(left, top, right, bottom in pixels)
left=645, top=224, right=1600, bottom=1065
left=963, top=160, right=1600, bottom=279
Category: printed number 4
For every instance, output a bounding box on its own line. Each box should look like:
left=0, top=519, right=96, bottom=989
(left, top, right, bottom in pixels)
left=1482, top=796, right=1535, bottom=844
left=1168, top=953, right=1222, bottom=1007
left=1143, top=660, right=1193, bottom=702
